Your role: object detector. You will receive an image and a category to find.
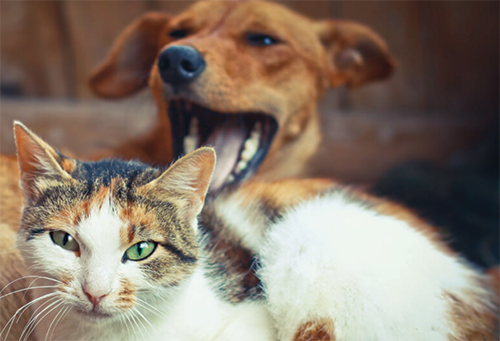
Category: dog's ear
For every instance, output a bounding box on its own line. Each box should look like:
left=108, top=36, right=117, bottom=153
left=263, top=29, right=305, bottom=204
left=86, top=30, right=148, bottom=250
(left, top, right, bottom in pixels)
left=316, top=20, right=396, bottom=88
left=89, top=12, right=170, bottom=99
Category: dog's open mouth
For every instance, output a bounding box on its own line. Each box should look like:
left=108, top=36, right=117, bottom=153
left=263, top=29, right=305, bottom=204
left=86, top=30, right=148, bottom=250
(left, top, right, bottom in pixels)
left=168, top=100, right=278, bottom=192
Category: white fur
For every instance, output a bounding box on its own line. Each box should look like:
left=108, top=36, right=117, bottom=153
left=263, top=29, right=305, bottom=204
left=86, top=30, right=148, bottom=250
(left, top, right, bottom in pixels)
left=257, top=191, right=490, bottom=341
left=213, top=193, right=269, bottom=250
left=16, top=192, right=275, bottom=341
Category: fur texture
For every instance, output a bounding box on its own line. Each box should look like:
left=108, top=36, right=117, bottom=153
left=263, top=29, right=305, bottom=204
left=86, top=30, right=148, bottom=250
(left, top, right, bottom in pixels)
left=212, top=186, right=499, bottom=340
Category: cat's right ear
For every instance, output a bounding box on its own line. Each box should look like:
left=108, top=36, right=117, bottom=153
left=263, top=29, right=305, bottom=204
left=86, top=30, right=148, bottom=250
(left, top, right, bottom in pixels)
left=14, top=121, right=75, bottom=203
left=138, top=147, right=216, bottom=219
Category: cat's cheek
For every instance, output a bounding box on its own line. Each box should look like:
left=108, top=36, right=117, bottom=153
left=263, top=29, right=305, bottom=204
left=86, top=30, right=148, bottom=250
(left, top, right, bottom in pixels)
left=20, top=234, right=81, bottom=279
left=120, top=260, right=149, bottom=289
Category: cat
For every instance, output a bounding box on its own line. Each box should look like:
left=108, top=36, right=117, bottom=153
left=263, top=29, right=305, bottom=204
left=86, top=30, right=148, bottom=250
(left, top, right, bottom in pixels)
left=1, top=122, right=498, bottom=340
left=2, top=122, right=274, bottom=341
left=205, top=182, right=499, bottom=340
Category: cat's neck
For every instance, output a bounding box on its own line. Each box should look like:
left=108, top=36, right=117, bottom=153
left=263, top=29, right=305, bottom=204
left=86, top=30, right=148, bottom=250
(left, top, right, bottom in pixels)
left=34, top=263, right=274, bottom=341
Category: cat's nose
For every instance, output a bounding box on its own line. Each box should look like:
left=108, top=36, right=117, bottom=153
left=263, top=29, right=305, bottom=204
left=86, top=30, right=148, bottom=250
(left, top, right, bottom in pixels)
left=83, top=286, right=110, bottom=307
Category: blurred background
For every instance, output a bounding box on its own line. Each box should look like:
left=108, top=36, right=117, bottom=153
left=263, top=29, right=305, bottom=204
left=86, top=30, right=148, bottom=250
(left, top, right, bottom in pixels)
left=1, top=1, right=498, bottom=267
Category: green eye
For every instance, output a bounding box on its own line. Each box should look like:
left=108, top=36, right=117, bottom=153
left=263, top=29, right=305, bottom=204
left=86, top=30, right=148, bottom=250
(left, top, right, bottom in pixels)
left=50, top=231, right=79, bottom=252
left=124, top=242, right=156, bottom=261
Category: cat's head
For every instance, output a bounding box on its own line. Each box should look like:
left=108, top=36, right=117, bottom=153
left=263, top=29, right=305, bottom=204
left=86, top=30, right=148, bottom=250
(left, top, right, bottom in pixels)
left=13, top=121, right=215, bottom=324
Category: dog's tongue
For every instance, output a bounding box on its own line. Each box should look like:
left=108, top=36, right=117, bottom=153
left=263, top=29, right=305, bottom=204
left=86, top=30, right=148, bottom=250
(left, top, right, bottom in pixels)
left=206, top=125, right=245, bottom=191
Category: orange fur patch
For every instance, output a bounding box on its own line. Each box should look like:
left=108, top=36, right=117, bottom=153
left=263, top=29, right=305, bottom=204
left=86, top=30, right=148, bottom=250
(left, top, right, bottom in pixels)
left=445, top=290, right=499, bottom=340
left=293, top=320, right=334, bottom=341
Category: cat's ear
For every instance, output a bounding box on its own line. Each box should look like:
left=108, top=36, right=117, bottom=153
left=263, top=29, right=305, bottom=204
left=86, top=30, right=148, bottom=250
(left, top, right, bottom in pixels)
left=138, top=147, right=216, bottom=219
left=14, top=121, right=75, bottom=203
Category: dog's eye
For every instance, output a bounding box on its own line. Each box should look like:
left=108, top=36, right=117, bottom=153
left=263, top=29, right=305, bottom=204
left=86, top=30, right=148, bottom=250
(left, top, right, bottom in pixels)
left=246, top=33, right=281, bottom=46
left=169, top=29, right=189, bottom=39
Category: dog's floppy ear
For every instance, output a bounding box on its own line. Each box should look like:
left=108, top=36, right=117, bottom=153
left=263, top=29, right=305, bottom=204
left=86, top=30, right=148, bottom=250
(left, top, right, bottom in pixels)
left=89, top=12, right=170, bottom=99
left=316, top=20, right=396, bottom=88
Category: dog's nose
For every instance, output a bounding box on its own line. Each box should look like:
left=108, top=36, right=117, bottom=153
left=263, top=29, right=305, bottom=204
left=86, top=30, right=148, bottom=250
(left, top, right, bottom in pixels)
left=158, top=45, right=206, bottom=85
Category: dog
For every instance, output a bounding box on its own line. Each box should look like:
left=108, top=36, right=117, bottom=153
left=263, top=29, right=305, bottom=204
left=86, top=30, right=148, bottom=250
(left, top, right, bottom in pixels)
left=89, top=0, right=395, bottom=192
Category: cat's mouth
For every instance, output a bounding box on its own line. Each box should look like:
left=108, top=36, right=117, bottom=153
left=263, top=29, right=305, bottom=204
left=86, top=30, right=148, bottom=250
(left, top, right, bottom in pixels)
left=76, top=309, right=113, bottom=320
left=168, top=99, right=278, bottom=193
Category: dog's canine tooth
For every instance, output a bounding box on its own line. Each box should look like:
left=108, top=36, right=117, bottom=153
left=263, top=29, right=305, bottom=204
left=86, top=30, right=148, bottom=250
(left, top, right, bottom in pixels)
left=183, top=136, right=197, bottom=153
left=235, top=160, right=248, bottom=174
left=226, top=174, right=235, bottom=183
left=241, top=137, right=259, bottom=161
left=190, top=117, right=199, bottom=135
left=183, top=117, right=199, bottom=153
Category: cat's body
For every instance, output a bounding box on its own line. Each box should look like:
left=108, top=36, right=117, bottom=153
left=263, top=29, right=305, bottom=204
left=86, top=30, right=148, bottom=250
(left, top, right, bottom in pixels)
left=0, top=124, right=498, bottom=341
left=210, top=184, right=498, bottom=340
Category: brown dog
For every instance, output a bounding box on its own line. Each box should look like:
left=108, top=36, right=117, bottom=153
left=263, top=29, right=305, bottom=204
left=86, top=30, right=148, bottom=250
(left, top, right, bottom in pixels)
left=90, top=0, right=395, bottom=192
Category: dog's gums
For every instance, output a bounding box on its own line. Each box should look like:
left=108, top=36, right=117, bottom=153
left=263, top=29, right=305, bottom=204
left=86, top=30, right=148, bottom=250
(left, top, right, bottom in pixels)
left=168, top=99, right=278, bottom=192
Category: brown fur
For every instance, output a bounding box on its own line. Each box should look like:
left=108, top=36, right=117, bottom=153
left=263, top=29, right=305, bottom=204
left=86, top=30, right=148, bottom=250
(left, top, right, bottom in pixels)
left=89, top=0, right=395, bottom=181
left=0, top=155, right=35, bottom=340
left=445, top=290, right=499, bottom=340
left=293, top=320, right=334, bottom=341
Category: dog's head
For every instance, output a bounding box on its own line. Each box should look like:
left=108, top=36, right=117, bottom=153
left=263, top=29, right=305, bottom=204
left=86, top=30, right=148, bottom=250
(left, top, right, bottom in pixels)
left=90, top=0, right=395, bottom=192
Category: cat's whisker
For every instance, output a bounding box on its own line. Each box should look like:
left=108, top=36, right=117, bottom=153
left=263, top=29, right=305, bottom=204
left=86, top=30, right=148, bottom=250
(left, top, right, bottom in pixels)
left=119, top=312, right=132, bottom=338
left=21, top=299, right=63, bottom=341
left=135, top=299, right=168, bottom=319
left=19, top=297, right=61, bottom=341
left=48, top=306, right=70, bottom=341
left=134, top=306, right=154, bottom=330
left=45, top=302, right=67, bottom=341
left=0, top=285, right=57, bottom=301
left=21, top=276, right=59, bottom=301
left=15, top=292, right=59, bottom=324
left=129, top=309, right=147, bottom=341
left=0, top=275, right=61, bottom=294
left=123, top=311, right=137, bottom=337
left=0, top=292, right=57, bottom=341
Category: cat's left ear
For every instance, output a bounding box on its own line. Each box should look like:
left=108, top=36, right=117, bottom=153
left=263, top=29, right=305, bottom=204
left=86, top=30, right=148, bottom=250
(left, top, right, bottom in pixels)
left=138, top=147, right=216, bottom=219
left=14, top=121, right=75, bottom=203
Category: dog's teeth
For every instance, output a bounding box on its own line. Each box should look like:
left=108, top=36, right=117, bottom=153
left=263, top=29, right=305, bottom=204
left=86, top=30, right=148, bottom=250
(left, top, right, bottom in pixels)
left=184, top=136, right=196, bottom=153
left=240, top=138, right=258, bottom=161
left=190, top=117, right=199, bottom=135
left=235, top=160, right=247, bottom=174
left=184, top=118, right=198, bottom=153
left=226, top=174, right=235, bottom=183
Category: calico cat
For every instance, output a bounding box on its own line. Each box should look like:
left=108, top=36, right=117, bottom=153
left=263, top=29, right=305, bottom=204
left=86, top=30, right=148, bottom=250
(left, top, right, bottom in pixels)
left=2, top=122, right=274, bottom=341
left=1, top=122, right=498, bottom=341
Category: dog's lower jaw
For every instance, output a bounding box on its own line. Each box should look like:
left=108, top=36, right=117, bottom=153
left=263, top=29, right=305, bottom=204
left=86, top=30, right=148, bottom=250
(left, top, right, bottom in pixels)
left=256, top=112, right=321, bottom=181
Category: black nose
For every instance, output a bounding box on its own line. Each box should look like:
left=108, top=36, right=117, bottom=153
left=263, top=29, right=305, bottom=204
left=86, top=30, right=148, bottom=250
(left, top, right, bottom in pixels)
left=158, top=46, right=206, bottom=85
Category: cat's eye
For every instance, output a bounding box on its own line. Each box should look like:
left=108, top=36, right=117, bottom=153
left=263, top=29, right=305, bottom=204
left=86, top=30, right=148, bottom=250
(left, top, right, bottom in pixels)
left=124, top=242, right=157, bottom=261
left=169, top=29, right=189, bottom=39
left=50, top=231, right=79, bottom=252
left=246, top=33, right=281, bottom=46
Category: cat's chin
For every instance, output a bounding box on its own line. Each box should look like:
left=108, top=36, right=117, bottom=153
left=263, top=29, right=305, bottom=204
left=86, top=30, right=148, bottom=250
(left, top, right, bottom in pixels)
left=75, top=309, right=115, bottom=324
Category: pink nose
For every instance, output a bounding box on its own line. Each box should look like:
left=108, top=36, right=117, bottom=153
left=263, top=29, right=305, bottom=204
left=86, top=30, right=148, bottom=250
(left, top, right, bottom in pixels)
left=82, top=287, right=109, bottom=307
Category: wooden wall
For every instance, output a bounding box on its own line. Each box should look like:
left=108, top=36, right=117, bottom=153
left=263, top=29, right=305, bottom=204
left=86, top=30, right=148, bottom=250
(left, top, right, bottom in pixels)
left=1, top=0, right=499, bottom=117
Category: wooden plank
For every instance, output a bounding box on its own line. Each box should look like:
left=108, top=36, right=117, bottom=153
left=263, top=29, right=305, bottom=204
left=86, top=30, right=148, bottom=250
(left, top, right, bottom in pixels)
left=0, top=99, right=490, bottom=183
left=0, top=96, right=156, bottom=159
left=0, top=1, right=69, bottom=97
left=339, top=1, right=428, bottom=113
left=422, top=1, right=499, bottom=115
left=62, top=1, right=153, bottom=98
